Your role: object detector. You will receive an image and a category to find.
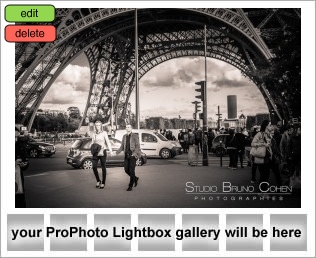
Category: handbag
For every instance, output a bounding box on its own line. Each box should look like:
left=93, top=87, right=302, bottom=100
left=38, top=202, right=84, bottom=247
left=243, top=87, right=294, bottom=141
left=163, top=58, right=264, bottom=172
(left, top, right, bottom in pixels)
left=250, top=146, right=266, bottom=158
left=250, top=132, right=267, bottom=158
left=254, top=157, right=264, bottom=164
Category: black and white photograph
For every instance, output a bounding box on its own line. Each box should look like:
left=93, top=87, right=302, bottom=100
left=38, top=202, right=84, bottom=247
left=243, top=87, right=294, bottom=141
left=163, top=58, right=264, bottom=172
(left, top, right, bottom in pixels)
left=14, top=7, right=301, bottom=208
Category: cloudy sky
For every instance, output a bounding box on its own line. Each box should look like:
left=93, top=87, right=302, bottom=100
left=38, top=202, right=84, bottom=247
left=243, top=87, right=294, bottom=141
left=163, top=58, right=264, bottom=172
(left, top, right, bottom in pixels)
left=40, top=54, right=268, bottom=120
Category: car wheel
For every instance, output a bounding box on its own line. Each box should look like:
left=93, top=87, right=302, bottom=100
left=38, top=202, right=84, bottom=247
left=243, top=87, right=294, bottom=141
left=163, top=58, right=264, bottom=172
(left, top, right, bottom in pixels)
left=82, top=159, right=93, bottom=170
left=136, top=158, right=143, bottom=166
left=215, top=147, right=226, bottom=157
left=29, top=149, right=39, bottom=158
left=160, top=148, right=171, bottom=159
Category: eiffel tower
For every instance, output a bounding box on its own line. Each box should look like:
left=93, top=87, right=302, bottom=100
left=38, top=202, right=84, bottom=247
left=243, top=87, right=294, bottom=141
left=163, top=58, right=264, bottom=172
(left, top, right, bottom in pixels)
left=15, top=8, right=301, bottom=130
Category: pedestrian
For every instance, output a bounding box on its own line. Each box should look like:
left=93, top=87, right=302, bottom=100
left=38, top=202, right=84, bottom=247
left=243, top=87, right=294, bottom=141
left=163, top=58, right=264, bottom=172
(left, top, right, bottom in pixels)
left=235, top=129, right=247, bottom=168
left=207, top=129, right=215, bottom=153
left=91, top=121, right=114, bottom=189
left=166, top=130, right=173, bottom=140
left=250, top=126, right=259, bottom=183
left=251, top=120, right=273, bottom=192
left=188, top=129, right=198, bottom=166
left=280, top=124, right=294, bottom=169
left=15, top=131, right=29, bottom=162
left=288, top=127, right=301, bottom=177
left=15, top=137, right=30, bottom=208
left=182, top=129, right=189, bottom=153
left=178, top=129, right=185, bottom=152
left=273, top=125, right=282, bottom=148
left=225, top=128, right=238, bottom=170
left=270, top=127, right=282, bottom=187
left=116, top=124, right=142, bottom=191
left=195, top=128, right=203, bottom=153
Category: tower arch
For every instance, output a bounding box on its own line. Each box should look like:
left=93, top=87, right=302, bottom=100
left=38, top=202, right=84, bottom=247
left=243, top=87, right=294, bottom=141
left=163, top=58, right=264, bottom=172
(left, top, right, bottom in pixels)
left=15, top=8, right=300, bottom=129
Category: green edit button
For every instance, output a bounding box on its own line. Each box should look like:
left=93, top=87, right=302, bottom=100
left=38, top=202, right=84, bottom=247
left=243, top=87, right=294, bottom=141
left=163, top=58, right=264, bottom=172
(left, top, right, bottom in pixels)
left=5, top=5, right=55, bottom=22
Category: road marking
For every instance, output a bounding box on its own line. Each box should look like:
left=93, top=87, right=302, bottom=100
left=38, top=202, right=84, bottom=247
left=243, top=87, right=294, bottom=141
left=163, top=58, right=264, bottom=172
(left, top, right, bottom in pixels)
left=25, top=173, right=49, bottom=178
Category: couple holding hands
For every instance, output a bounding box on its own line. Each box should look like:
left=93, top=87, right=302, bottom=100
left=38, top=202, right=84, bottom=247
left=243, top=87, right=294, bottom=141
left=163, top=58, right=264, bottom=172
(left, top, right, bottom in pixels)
left=91, top=121, right=141, bottom=191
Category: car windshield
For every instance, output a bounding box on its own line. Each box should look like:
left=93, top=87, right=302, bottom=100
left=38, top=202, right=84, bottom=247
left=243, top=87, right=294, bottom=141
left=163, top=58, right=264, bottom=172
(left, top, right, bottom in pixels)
left=153, top=132, right=168, bottom=141
left=71, top=139, right=83, bottom=149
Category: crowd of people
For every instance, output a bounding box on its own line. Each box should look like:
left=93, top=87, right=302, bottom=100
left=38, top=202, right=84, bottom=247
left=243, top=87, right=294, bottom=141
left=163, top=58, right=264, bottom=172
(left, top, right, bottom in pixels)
left=216, top=121, right=301, bottom=193
left=176, top=128, right=219, bottom=154
left=161, top=121, right=301, bottom=193
left=248, top=121, right=301, bottom=192
left=15, top=120, right=301, bottom=207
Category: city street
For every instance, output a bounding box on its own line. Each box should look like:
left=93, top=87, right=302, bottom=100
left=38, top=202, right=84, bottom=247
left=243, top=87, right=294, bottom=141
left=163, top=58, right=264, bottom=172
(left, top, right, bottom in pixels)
left=22, top=143, right=300, bottom=208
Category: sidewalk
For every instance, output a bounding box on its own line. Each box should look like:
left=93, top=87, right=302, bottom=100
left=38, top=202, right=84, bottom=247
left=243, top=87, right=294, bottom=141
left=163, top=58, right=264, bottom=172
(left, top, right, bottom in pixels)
left=24, top=163, right=300, bottom=209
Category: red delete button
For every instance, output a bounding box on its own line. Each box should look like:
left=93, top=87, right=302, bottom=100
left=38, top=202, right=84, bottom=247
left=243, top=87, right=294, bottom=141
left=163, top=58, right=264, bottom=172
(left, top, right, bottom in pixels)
left=5, top=25, right=56, bottom=42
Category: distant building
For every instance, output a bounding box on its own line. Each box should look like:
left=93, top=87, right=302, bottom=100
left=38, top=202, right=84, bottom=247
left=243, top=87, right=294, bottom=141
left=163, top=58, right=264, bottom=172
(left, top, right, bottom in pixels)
left=145, top=117, right=164, bottom=130
left=222, top=113, right=247, bottom=130
left=245, top=113, right=270, bottom=128
left=42, top=109, right=66, bottom=117
left=223, top=118, right=239, bottom=129
left=143, top=116, right=221, bottom=130
left=238, top=113, right=246, bottom=128
left=169, top=118, right=186, bottom=129
left=227, top=95, right=237, bottom=119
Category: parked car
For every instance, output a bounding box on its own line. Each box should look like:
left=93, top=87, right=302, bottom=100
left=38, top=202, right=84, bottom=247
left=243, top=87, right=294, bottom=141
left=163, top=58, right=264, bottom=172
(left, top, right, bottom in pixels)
left=114, top=129, right=182, bottom=159
left=211, top=134, right=229, bottom=156
left=25, top=138, right=56, bottom=158
left=66, top=137, right=147, bottom=169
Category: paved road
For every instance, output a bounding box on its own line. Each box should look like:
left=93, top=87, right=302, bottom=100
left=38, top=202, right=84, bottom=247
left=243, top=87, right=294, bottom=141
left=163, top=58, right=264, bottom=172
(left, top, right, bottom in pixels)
left=23, top=143, right=248, bottom=175
left=23, top=146, right=300, bottom=208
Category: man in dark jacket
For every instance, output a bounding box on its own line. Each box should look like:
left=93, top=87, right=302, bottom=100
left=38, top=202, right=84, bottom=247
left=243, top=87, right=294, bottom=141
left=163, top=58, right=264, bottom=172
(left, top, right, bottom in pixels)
left=195, top=128, right=202, bottom=153
left=270, top=129, right=282, bottom=187
left=225, top=128, right=238, bottom=170
left=16, top=131, right=29, bottom=162
left=235, top=131, right=247, bottom=168
left=116, top=124, right=142, bottom=191
left=288, top=127, right=301, bottom=176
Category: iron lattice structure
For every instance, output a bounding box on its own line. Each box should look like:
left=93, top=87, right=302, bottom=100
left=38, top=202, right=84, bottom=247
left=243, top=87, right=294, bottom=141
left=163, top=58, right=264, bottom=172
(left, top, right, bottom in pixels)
left=15, top=8, right=301, bottom=129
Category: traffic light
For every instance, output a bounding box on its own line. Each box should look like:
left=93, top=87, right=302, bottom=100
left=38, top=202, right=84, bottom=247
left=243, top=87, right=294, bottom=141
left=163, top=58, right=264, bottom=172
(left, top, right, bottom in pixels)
left=196, top=102, right=201, bottom=113
left=191, top=101, right=201, bottom=113
left=195, top=81, right=206, bottom=101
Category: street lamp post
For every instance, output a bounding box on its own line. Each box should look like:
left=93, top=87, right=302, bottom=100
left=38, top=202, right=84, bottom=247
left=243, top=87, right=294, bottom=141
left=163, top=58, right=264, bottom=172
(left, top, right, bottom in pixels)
left=203, top=24, right=208, bottom=166
left=216, top=105, right=222, bottom=130
left=135, top=8, right=140, bottom=129
left=108, top=59, right=114, bottom=130
left=36, top=114, right=40, bottom=133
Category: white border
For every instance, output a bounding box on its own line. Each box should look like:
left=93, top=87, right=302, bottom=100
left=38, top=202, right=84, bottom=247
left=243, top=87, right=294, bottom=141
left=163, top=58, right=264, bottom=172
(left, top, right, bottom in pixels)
left=1, top=1, right=315, bottom=257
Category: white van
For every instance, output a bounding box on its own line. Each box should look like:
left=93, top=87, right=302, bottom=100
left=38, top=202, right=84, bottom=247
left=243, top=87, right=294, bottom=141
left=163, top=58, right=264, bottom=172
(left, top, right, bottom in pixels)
left=114, top=129, right=182, bottom=159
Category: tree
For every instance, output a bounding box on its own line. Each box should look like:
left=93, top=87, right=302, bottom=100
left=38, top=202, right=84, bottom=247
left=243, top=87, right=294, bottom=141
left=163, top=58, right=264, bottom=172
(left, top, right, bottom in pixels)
left=252, top=24, right=301, bottom=122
